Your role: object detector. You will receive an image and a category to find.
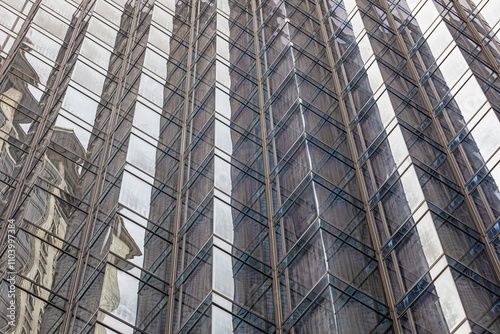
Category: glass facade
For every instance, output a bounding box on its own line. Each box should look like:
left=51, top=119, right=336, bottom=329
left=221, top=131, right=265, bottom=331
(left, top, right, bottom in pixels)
left=0, top=0, right=498, bottom=333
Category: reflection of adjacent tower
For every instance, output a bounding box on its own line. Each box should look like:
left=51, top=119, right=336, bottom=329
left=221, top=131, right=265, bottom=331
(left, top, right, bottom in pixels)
left=2, top=2, right=150, bottom=332
left=0, top=6, right=90, bottom=331
left=0, top=45, right=39, bottom=211
left=0, top=1, right=499, bottom=333
left=1, top=126, right=84, bottom=334
left=0, top=42, right=44, bottom=332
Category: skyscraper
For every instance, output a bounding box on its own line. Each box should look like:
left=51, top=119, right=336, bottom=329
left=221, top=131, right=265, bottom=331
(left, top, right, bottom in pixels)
left=0, top=0, right=499, bottom=333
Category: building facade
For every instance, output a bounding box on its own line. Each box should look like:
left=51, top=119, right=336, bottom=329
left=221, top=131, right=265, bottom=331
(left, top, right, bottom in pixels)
left=0, top=0, right=499, bottom=333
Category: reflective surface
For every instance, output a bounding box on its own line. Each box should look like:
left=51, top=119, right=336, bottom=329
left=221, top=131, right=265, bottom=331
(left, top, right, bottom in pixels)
left=0, top=0, right=498, bottom=333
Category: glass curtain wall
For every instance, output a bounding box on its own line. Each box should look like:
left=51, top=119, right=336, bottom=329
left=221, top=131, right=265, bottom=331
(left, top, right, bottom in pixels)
left=0, top=0, right=498, bottom=333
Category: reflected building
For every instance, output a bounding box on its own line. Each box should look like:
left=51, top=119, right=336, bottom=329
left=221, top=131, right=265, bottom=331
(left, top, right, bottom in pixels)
left=0, top=0, right=499, bottom=333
